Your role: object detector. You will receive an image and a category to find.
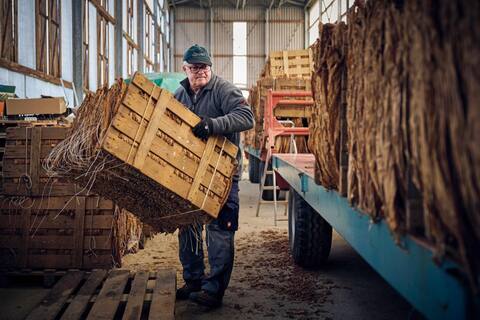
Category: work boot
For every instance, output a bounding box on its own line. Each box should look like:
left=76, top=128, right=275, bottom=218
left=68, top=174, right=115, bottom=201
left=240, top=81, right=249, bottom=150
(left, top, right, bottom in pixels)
left=176, top=281, right=201, bottom=300
left=189, top=290, right=223, bottom=308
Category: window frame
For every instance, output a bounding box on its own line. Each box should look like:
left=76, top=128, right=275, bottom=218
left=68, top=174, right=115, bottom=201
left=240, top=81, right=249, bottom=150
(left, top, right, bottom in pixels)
left=83, top=0, right=90, bottom=91
left=144, top=3, right=154, bottom=72
left=97, top=6, right=110, bottom=87
left=35, top=0, right=62, bottom=78
left=0, top=0, right=18, bottom=63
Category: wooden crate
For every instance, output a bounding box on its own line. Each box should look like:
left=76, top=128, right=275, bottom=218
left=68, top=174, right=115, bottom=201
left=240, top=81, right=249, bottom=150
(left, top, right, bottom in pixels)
left=100, top=73, right=238, bottom=219
left=267, top=49, right=314, bottom=78
left=274, top=104, right=312, bottom=118
left=25, top=269, right=176, bottom=320
left=0, top=120, right=60, bottom=190
left=2, top=126, right=74, bottom=196
left=0, top=195, right=121, bottom=269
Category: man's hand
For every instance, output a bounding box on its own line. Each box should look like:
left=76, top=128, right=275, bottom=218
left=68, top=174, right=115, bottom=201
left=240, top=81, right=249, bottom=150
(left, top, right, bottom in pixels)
left=192, top=117, right=213, bottom=140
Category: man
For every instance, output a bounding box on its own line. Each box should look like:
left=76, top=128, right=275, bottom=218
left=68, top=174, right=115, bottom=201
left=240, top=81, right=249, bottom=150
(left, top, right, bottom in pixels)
left=174, top=44, right=254, bottom=308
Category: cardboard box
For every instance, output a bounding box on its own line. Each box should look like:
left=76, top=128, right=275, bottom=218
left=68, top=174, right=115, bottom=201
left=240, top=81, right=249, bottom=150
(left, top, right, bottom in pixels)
left=6, top=97, right=66, bottom=115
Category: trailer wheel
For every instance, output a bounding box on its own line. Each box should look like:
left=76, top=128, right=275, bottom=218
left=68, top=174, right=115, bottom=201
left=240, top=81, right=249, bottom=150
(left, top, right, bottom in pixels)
left=288, top=188, right=332, bottom=268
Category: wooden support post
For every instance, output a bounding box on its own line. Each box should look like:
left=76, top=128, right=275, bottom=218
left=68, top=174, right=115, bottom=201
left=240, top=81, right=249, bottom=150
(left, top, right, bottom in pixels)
left=115, top=0, right=123, bottom=78
left=72, top=0, right=84, bottom=103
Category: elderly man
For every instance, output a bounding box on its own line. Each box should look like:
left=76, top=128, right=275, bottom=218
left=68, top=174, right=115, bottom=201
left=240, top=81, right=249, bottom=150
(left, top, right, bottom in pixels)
left=174, top=44, right=254, bottom=308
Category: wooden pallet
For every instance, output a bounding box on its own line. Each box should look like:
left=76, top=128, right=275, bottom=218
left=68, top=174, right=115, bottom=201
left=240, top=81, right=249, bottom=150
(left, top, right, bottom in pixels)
left=25, top=269, right=176, bottom=320
left=0, top=268, right=81, bottom=288
left=267, top=49, right=314, bottom=78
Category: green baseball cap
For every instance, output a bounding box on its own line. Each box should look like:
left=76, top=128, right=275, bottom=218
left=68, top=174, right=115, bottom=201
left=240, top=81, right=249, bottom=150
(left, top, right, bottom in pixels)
left=183, top=44, right=212, bottom=66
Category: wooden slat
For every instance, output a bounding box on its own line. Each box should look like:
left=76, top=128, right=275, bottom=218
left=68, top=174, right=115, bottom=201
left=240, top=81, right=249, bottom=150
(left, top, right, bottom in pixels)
left=274, top=105, right=312, bottom=118
left=149, top=269, right=176, bottom=320
left=61, top=270, right=108, bottom=320
left=0, top=214, right=114, bottom=230
left=0, top=196, right=114, bottom=210
left=6, top=126, right=68, bottom=140
left=81, top=255, right=115, bottom=269
left=86, top=269, right=130, bottom=320
left=3, top=144, right=60, bottom=158
left=19, top=206, right=31, bottom=268
left=73, top=196, right=86, bottom=267
left=122, top=271, right=149, bottom=320
left=133, top=90, right=170, bottom=169
left=3, top=178, right=79, bottom=197
left=283, top=51, right=289, bottom=77
left=26, top=271, right=84, bottom=320
left=187, top=137, right=217, bottom=205
left=0, top=235, right=112, bottom=250
left=29, top=127, right=42, bottom=194
left=0, top=58, right=74, bottom=88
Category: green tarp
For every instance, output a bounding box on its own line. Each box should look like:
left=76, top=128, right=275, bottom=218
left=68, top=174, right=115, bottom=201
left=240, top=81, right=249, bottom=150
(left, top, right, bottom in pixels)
left=126, top=72, right=185, bottom=94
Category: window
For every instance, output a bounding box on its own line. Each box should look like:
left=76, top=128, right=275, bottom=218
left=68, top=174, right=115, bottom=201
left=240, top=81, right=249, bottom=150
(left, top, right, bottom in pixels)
left=36, top=0, right=61, bottom=77
left=83, top=0, right=89, bottom=91
left=97, top=12, right=109, bottom=87
left=233, top=22, right=247, bottom=89
left=0, top=0, right=17, bottom=62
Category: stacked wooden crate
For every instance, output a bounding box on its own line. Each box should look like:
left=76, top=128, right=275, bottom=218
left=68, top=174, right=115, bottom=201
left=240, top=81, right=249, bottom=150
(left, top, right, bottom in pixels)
left=0, top=120, right=58, bottom=189
left=0, top=125, right=144, bottom=269
left=45, top=73, right=239, bottom=233
left=262, top=49, right=314, bottom=79
left=245, top=49, right=313, bottom=153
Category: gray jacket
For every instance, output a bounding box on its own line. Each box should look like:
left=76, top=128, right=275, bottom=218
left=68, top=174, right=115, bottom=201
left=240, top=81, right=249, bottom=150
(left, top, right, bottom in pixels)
left=174, top=74, right=254, bottom=180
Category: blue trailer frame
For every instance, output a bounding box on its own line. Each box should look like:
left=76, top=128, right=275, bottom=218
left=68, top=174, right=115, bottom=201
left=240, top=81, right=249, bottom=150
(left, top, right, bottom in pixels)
left=259, top=152, right=473, bottom=320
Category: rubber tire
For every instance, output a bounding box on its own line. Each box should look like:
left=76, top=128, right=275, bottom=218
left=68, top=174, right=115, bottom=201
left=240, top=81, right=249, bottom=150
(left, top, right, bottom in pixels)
left=288, top=188, right=332, bottom=268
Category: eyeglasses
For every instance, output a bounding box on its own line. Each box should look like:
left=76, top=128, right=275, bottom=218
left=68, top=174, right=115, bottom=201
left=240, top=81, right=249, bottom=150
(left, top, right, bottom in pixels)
left=186, top=64, right=211, bottom=73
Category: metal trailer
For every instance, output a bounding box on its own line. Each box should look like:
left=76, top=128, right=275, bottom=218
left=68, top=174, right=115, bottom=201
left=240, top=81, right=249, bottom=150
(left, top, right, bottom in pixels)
left=244, top=89, right=477, bottom=320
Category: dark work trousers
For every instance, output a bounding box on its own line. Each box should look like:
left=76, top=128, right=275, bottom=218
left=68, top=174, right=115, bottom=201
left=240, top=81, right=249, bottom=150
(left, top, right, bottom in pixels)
left=178, top=181, right=239, bottom=299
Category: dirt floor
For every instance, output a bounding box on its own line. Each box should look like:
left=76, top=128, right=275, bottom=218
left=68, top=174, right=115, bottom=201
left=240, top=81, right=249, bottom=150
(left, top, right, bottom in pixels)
left=121, top=178, right=422, bottom=320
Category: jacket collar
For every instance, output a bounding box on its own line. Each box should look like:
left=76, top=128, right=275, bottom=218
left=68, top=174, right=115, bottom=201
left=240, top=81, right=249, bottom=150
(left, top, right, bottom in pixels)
left=180, top=74, right=216, bottom=94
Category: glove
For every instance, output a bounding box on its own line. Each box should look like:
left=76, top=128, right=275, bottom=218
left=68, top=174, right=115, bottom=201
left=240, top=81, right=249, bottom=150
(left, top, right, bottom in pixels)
left=192, top=117, right=213, bottom=140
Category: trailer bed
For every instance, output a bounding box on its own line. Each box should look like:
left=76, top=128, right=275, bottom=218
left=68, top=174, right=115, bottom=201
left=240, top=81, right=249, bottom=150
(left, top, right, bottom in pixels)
left=271, top=153, right=470, bottom=320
